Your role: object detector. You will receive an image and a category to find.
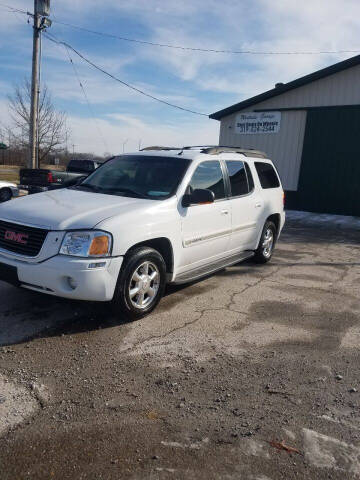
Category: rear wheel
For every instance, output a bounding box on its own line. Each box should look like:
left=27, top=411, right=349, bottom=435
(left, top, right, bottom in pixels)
left=253, top=221, right=276, bottom=264
left=0, top=188, right=12, bottom=203
left=112, top=247, right=166, bottom=320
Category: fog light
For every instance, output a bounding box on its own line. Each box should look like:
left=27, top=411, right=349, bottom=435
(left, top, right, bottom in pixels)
left=67, top=277, right=77, bottom=290
left=88, top=262, right=106, bottom=269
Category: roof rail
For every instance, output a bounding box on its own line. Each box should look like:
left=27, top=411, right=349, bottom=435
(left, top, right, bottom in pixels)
left=182, top=145, right=218, bottom=150
left=140, top=145, right=267, bottom=158
left=140, top=146, right=181, bottom=151
left=200, top=146, right=267, bottom=158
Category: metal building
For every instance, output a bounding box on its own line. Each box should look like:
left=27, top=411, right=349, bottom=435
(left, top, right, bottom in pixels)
left=210, top=55, right=360, bottom=216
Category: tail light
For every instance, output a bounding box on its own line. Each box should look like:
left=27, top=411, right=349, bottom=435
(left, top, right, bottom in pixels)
left=283, top=191, right=286, bottom=207
left=47, top=172, right=54, bottom=183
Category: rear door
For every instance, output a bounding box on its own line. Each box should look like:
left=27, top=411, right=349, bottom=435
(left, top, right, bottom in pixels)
left=225, top=160, right=264, bottom=251
left=180, top=160, right=231, bottom=269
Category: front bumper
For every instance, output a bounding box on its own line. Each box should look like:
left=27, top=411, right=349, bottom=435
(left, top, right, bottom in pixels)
left=0, top=254, right=123, bottom=301
left=11, top=187, right=20, bottom=198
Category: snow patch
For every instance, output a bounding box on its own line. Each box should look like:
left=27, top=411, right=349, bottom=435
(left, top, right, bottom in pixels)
left=283, top=428, right=296, bottom=441
left=286, top=210, right=360, bottom=229
left=0, top=374, right=38, bottom=437
left=303, top=428, right=360, bottom=474
left=242, top=439, right=271, bottom=459
left=161, top=437, right=209, bottom=450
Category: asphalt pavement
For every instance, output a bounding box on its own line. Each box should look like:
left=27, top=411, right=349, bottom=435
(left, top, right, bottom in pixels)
left=0, top=212, right=360, bottom=480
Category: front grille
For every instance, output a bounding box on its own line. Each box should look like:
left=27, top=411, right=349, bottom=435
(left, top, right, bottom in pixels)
left=0, top=220, right=49, bottom=257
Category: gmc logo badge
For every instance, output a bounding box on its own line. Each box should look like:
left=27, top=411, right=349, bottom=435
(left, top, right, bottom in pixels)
left=4, top=230, right=29, bottom=245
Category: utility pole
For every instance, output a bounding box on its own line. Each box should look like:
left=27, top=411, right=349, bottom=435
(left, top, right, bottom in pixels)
left=29, top=0, right=51, bottom=169
left=29, top=1, right=41, bottom=169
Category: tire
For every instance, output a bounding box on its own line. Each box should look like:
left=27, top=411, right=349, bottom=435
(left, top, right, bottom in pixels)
left=0, top=188, right=12, bottom=203
left=112, top=247, right=166, bottom=320
left=252, top=221, right=276, bottom=264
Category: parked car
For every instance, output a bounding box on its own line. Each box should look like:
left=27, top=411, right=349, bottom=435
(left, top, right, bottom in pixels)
left=0, top=181, right=19, bottom=203
left=19, top=159, right=102, bottom=194
left=0, top=146, right=285, bottom=319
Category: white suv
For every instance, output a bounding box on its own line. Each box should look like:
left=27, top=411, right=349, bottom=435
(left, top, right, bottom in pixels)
left=0, top=146, right=285, bottom=319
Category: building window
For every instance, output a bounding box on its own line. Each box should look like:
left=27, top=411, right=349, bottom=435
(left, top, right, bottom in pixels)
left=255, top=162, right=280, bottom=189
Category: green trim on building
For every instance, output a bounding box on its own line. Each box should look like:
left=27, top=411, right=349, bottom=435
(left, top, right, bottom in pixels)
left=286, top=106, right=360, bottom=217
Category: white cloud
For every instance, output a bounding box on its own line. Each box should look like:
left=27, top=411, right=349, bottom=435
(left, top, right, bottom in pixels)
left=67, top=113, right=219, bottom=155
left=3, top=0, right=360, bottom=153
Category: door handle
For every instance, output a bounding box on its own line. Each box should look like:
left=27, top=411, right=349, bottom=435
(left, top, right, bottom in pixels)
left=221, top=209, right=229, bottom=215
left=255, top=202, right=262, bottom=208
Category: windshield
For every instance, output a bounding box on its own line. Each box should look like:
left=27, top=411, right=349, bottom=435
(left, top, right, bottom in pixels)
left=76, top=155, right=190, bottom=199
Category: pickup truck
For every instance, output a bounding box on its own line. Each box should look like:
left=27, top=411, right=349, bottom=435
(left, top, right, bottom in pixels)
left=20, top=159, right=101, bottom=194
left=0, top=146, right=285, bottom=320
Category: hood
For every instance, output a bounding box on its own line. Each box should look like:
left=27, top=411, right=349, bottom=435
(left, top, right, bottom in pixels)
left=0, top=181, right=17, bottom=189
left=0, top=188, right=156, bottom=230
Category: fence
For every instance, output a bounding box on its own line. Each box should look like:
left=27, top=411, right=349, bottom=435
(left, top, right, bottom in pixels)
left=0, top=149, right=26, bottom=167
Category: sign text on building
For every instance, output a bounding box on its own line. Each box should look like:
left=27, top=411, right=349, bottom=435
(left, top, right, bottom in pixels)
left=235, top=111, right=281, bottom=134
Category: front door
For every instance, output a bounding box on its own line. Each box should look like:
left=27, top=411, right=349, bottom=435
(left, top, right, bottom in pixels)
left=180, top=161, right=231, bottom=269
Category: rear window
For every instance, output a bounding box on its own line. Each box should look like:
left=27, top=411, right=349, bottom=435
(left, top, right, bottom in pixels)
left=67, top=160, right=95, bottom=173
left=255, top=162, right=280, bottom=189
left=226, top=161, right=255, bottom=197
left=226, top=161, right=248, bottom=197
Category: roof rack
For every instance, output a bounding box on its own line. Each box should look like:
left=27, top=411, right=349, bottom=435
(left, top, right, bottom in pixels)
left=140, top=145, right=267, bottom=158
left=182, top=145, right=218, bottom=150
left=140, top=146, right=181, bottom=151
left=200, top=146, right=267, bottom=158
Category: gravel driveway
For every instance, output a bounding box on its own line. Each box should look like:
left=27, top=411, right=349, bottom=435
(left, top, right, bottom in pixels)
left=0, top=212, right=359, bottom=480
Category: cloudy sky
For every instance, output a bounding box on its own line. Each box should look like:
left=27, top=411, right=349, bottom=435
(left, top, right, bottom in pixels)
left=1, top=0, right=360, bottom=155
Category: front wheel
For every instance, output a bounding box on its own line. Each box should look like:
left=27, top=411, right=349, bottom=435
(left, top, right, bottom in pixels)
left=0, top=188, right=12, bottom=203
left=252, top=221, right=276, bottom=264
left=112, top=247, right=166, bottom=320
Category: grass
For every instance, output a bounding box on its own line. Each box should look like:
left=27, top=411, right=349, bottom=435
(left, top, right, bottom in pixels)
left=0, top=166, right=20, bottom=183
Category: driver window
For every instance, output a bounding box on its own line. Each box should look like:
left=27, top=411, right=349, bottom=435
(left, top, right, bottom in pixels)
left=189, top=161, right=225, bottom=200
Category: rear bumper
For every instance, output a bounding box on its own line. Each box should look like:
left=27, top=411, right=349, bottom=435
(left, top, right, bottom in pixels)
left=0, top=254, right=123, bottom=301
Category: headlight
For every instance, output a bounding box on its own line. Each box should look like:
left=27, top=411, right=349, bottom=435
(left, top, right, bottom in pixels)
left=59, top=231, right=112, bottom=257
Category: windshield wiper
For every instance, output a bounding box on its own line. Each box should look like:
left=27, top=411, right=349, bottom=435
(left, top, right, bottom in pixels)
left=70, top=184, right=100, bottom=192
left=105, top=187, right=149, bottom=199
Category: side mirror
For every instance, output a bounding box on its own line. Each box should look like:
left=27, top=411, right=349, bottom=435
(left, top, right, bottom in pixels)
left=182, top=188, right=215, bottom=207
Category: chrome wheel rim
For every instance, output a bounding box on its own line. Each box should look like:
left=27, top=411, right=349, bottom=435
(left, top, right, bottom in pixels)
left=262, top=228, right=274, bottom=258
left=129, top=261, right=160, bottom=310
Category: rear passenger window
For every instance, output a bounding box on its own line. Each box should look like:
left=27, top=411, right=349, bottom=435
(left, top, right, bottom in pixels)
left=226, top=161, right=248, bottom=196
left=189, top=161, right=225, bottom=200
left=255, top=162, right=280, bottom=189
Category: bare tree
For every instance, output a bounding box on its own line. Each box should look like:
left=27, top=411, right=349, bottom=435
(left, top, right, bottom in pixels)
left=6, top=80, right=68, bottom=165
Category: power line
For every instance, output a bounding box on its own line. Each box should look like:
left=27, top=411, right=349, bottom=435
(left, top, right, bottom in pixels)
left=62, top=43, right=110, bottom=152
left=51, top=19, right=360, bottom=56
left=0, top=2, right=29, bottom=15
left=43, top=33, right=209, bottom=117
left=1, top=3, right=360, bottom=56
